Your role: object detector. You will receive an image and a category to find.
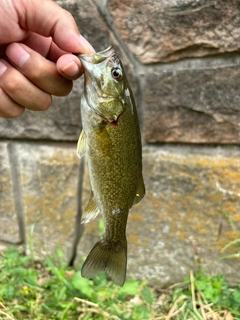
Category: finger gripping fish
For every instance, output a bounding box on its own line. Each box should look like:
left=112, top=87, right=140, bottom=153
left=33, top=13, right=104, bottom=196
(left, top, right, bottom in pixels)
left=77, top=46, right=145, bottom=286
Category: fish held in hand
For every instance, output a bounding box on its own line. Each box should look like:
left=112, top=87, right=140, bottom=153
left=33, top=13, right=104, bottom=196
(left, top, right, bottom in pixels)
left=77, top=46, right=145, bottom=286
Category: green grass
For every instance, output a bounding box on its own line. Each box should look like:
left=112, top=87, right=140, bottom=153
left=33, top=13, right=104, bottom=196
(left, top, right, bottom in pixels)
left=0, top=246, right=240, bottom=319
left=0, top=246, right=158, bottom=319
left=170, top=270, right=240, bottom=319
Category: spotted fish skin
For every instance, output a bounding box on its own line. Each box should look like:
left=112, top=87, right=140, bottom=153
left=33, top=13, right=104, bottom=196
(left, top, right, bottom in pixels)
left=77, top=46, right=145, bottom=286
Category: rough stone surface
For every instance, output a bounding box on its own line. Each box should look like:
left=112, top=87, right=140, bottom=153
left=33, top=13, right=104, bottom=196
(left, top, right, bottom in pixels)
left=107, top=0, right=240, bottom=63
left=143, top=58, right=240, bottom=144
left=0, top=80, right=82, bottom=141
left=76, top=156, right=102, bottom=265
left=15, top=143, right=80, bottom=260
left=76, top=146, right=240, bottom=287
left=128, top=146, right=240, bottom=287
left=0, top=142, right=20, bottom=243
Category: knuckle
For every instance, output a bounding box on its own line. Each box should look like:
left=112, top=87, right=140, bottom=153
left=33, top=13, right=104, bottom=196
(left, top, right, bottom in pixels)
left=0, top=87, right=25, bottom=118
left=62, top=9, right=75, bottom=22
left=37, top=94, right=52, bottom=111
left=3, top=75, right=22, bottom=94
left=30, top=62, right=45, bottom=83
left=55, top=80, right=73, bottom=97
left=8, top=106, right=25, bottom=118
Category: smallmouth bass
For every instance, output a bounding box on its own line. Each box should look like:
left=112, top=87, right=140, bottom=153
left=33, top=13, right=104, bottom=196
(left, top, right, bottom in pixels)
left=77, top=46, right=145, bottom=286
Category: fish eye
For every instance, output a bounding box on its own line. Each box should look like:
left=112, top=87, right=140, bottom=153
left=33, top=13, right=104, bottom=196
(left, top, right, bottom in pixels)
left=111, top=68, right=123, bottom=80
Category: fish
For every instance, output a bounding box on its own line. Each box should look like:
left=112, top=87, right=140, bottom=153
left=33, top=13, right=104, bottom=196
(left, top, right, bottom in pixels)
left=77, top=46, right=145, bottom=286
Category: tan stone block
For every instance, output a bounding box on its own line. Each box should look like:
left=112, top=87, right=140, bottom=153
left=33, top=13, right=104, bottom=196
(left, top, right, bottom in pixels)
left=16, top=143, right=80, bottom=260
left=127, top=146, right=240, bottom=287
left=0, top=142, right=20, bottom=243
left=76, top=156, right=101, bottom=263
left=143, top=62, right=240, bottom=144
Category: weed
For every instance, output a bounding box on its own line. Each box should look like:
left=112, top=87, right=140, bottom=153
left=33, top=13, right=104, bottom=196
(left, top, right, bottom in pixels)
left=0, top=246, right=240, bottom=319
left=0, top=246, right=159, bottom=319
left=169, top=269, right=240, bottom=319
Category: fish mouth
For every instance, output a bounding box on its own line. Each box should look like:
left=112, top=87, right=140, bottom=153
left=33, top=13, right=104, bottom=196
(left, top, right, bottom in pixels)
left=78, top=46, right=114, bottom=64
left=96, top=89, right=122, bottom=103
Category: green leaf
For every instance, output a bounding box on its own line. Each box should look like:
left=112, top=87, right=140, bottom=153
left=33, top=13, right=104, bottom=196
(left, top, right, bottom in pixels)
left=134, top=305, right=151, bottom=319
left=71, top=272, right=94, bottom=298
left=196, top=280, right=206, bottom=290
left=233, top=289, right=240, bottom=303
left=141, top=287, right=155, bottom=304
left=118, top=279, right=140, bottom=296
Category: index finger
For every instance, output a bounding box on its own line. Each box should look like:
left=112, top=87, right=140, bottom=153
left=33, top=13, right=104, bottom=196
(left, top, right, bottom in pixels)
left=16, top=0, right=94, bottom=54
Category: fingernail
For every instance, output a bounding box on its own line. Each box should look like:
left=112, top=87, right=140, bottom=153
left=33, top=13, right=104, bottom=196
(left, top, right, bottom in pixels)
left=62, top=61, right=80, bottom=77
left=8, top=43, right=30, bottom=67
left=79, top=35, right=95, bottom=53
left=0, top=60, right=7, bottom=76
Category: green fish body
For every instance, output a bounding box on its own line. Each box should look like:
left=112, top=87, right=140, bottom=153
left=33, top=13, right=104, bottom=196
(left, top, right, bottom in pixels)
left=78, top=46, right=145, bottom=286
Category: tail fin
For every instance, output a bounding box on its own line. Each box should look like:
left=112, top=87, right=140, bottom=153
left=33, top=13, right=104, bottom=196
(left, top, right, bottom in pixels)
left=81, top=238, right=127, bottom=286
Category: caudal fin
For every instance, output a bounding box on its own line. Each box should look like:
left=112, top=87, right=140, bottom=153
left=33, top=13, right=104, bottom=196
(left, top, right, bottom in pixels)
left=81, top=238, right=127, bottom=286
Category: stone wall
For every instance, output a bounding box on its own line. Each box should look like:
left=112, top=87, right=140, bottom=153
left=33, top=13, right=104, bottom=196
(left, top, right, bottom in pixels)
left=0, top=0, right=240, bottom=288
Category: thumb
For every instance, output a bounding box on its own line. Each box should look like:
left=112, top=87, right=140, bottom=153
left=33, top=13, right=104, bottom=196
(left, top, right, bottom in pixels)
left=17, top=0, right=94, bottom=53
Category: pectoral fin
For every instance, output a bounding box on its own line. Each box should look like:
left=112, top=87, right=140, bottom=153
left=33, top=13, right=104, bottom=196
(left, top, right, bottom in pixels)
left=81, top=192, right=100, bottom=224
left=133, top=175, right=145, bottom=205
left=77, top=130, right=87, bottom=158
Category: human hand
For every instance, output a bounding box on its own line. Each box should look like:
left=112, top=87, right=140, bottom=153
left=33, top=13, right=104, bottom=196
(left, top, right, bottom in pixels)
left=0, top=0, right=94, bottom=118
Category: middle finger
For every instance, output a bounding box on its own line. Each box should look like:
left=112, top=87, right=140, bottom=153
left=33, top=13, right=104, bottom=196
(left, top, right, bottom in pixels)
left=6, top=43, right=73, bottom=96
left=0, top=59, right=52, bottom=111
